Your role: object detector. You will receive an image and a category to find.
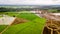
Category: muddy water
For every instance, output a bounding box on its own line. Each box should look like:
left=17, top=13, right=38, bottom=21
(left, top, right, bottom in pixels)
left=0, top=15, right=16, bottom=25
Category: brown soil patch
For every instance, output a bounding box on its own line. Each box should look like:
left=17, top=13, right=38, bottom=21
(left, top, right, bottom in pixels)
left=0, top=18, right=29, bottom=34
left=43, top=19, right=60, bottom=34
left=11, top=18, right=29, bottom=25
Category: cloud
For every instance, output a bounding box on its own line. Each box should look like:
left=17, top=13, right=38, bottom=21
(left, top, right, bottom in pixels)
left=0, top=0, right=60, bottom=5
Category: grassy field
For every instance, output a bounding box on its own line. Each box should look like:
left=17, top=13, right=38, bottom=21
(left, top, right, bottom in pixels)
left=2, top=18, right=46, bottom=34
left=4, top=11, right=40, bottom=21
left=0, top=15, right=1, bottom=17
left=0, top=11, right=46, bottom=34
left=0, top=15, right=2, bottom=18
left=0, top=25, right=7, bottom=32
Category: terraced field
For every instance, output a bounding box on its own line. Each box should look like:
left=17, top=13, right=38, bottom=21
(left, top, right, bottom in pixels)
left=0, top=11, right=46, bottom=34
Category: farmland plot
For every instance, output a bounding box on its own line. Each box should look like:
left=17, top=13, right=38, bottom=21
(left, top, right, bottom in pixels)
left=0, top=11, right=46, bottom=34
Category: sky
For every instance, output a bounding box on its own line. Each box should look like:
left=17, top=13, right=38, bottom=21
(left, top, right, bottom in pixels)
left=0, top=0, right=60, bottom=5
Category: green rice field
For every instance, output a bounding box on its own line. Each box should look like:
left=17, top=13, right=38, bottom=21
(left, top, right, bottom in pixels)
left=0, top=11, right=46, bottom=34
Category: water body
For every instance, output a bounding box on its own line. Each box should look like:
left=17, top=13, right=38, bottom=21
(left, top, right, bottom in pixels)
left=0, top=15, right=16, bottom=25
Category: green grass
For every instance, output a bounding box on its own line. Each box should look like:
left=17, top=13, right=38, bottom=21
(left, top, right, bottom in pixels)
left=4, top=12, right=19, bottom=17
left=17, top=13, right=40, bottom=21
left=0, top=25, right=7, bottom=32
left=3, top=11, right=40, bottom=21
left=1, top=11, right=46, bottom=34
left=0, top=16, right=2, bottom=18
left=2, top=18, right=46, bottom=34
left=0, top=15, right=2, bottom=18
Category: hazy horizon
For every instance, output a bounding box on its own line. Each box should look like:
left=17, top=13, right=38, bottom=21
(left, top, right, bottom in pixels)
left=0, top=0, right=60, bottom=5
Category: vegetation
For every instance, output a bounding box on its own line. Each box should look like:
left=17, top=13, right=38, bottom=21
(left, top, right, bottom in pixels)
left=0, top=7, right=60, bottom=13
left=0, top=11, right=46, bottom=34
left=0, top=7, right=37, bottom=12
left=0, top=15, right=2, bottom=18
left=0, top=6, right=60, bottom=34
left=2, top=18, right=46, bottom=34
left=3, top=11, right=40, bottom=21
left=48, top=9, right=60, bottom=13
left=0, top=25, right=7, bottom=32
